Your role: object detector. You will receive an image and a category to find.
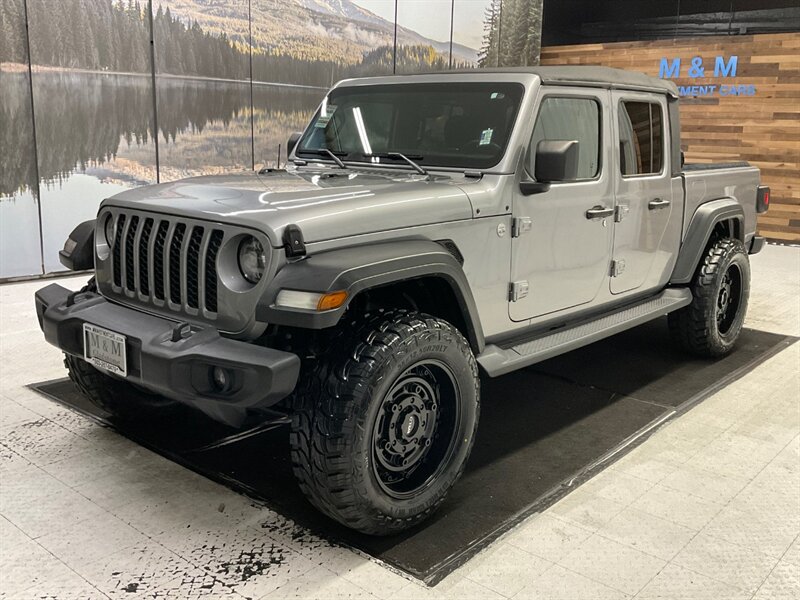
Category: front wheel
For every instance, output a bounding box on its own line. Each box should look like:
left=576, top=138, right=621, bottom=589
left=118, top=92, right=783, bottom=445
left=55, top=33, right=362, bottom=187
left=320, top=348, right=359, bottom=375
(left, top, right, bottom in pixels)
left=289, top=310, right=480, bottom=535
left=668, top=237, right=751, bottom=357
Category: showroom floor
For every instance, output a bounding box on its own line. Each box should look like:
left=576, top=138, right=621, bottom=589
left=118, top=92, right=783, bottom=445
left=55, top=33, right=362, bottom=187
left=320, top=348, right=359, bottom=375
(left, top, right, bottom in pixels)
left=1, top=244, right=798, bottom=600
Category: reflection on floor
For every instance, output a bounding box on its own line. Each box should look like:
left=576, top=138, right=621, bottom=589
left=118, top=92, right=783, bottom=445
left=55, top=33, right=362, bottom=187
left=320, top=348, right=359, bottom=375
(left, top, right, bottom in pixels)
left=1, top=244, right=798, bottom=599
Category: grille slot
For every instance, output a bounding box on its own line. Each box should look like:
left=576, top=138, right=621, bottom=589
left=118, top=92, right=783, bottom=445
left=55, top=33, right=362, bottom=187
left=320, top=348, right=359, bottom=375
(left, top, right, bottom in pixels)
left=205, top=230, right=223, bottom=313
left=138, top=218, right=154, bottom=296
left=108, top=211, right=224, bottom=317
left=186, top=226, right=204, bottom=309
left=124, top=216, right=139, bottom=292
left=168, top=223, right=186, bottom=305
left=153, top=221, right=169, bottom=301
left=112, top=214, right=126, bottom=287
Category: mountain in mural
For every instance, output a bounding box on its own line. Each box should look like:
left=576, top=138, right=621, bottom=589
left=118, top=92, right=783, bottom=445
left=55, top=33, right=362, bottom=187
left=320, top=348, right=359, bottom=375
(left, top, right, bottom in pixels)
left=163, top=0, right=478, bottom=64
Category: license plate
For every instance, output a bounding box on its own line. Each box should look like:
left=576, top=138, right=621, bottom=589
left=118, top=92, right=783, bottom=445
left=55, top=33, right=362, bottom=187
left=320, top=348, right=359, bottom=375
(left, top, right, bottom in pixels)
left=83, top=324, right=127, bottom=377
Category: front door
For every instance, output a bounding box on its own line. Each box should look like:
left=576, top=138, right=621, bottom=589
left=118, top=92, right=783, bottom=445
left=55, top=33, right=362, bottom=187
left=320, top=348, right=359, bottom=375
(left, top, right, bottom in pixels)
left=610, top=92, right=674, bottom=294
left=509, top=88, right=614, bottom=321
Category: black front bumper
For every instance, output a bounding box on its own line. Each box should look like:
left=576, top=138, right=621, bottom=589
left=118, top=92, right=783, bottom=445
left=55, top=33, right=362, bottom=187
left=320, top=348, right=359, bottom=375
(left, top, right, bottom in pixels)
left=35, top=283, right=300, bottom=426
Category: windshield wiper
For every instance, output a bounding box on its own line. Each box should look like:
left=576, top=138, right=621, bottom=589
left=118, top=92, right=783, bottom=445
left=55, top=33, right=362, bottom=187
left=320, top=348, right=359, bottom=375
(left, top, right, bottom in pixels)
left=367, top=152, right=428, bottom=176
left=298, top=148, right=347, bottom=168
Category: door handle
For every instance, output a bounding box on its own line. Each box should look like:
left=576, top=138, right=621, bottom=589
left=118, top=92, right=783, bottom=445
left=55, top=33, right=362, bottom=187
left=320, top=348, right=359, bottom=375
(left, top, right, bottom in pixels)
left=648, top=198, right=671, bottom=210
left=585, top=206, right=614, bottom=220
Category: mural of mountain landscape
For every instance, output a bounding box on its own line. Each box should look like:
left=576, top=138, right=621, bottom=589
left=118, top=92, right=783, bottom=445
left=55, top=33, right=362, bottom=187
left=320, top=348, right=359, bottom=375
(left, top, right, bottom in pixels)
left=0, top=0, right=544, bottom=278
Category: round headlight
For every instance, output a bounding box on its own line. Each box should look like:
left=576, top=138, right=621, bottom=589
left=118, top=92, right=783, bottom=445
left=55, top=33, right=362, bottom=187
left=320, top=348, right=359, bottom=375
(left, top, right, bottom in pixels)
left=237, top=236, right=266, bottom=284
left=104, top=215, right=115, bottom=244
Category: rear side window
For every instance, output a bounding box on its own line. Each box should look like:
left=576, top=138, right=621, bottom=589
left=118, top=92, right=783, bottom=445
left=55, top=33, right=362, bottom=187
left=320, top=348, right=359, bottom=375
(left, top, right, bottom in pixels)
left=618, top=101, right=663, bottom=176
left=529, top=97, right=601, bottom=180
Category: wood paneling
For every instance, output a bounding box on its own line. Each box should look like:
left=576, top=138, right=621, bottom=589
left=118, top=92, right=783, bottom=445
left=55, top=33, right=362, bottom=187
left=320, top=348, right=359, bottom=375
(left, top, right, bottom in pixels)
left=541, top=33, right=800, bottom=243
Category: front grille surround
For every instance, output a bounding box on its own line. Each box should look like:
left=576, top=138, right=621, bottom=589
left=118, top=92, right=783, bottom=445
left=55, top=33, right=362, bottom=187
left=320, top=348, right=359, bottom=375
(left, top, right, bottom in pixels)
left=96, top=207, right=273, bottom=334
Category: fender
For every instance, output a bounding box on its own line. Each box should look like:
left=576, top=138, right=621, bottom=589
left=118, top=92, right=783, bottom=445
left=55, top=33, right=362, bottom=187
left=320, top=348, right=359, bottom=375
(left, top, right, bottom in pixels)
left=256, top=240, right=484, bottom=352
left=59, top=220, right=95, bottom=271
left=671, top=198, right=744, bottom=285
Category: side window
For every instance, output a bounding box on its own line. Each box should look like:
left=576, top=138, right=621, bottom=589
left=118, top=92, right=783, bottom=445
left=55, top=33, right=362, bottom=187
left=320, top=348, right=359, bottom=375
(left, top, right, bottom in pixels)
left=618, top=101, right=663, bottom=176
left=529, top=97, right=601, bottom=180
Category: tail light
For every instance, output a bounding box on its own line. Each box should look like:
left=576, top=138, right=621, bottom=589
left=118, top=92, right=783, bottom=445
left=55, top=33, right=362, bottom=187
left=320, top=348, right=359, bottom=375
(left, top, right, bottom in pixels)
left=757, top=185, right=770, bottom=213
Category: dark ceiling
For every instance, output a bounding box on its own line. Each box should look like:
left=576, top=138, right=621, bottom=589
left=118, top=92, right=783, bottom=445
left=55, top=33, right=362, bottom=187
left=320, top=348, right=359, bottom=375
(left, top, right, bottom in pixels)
left=542, top=0, right=800, bottom=45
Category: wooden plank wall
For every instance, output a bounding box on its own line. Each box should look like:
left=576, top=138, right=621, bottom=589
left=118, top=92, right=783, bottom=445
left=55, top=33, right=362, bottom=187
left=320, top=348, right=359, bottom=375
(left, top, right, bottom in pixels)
left=540, top=33, right=800, bottom=243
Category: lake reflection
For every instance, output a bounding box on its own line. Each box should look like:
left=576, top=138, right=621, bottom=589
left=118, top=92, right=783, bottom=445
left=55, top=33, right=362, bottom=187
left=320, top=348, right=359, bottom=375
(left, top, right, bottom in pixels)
left=1, top=70, right=323, bottom=277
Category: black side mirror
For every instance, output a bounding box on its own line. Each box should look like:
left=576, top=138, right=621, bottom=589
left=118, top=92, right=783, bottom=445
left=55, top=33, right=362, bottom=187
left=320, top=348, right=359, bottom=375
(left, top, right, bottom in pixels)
left=534, top=139, right=579, bottom=183
left=287, top=131, right=302, bottom=156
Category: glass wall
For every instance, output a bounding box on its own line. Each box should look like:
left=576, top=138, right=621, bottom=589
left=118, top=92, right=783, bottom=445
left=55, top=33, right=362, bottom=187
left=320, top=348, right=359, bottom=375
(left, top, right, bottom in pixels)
left=0, top=0, right=544, bottom=279
left=0, top=0, right=42, bottom=278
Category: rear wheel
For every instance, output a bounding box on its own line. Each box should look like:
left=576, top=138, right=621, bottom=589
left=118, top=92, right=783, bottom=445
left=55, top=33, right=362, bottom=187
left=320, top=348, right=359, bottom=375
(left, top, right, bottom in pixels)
left=669, top=237, right=750, bottom=357
left=289, top=309, right=479, bottom=535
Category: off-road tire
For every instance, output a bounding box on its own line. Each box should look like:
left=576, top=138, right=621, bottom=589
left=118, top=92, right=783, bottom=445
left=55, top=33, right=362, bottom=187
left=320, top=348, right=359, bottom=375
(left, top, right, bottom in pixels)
left=289, top=309, right=480, bottom=535
left=668, top=237, right=750, bottom=357
left=64, top=277, right=177, bottom=420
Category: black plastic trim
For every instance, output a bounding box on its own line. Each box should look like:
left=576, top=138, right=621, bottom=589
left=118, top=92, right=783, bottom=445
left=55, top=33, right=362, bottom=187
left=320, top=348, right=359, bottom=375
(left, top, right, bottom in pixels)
left=58, top=220, right=95, bottom=271
left=749, top=236, right=766, bottom=255
left=256, top=240, right=485, bottom=352
left=670, top=199, right=745, bottom=285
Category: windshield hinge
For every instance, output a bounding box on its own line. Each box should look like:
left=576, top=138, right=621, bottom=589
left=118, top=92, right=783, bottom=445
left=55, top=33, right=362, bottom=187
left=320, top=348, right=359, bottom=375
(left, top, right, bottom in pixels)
left=464, top=170, right=483, bottom=179
left=283, top=224, right=306, bottom=258
left=512, top=217, right=532, bottom=238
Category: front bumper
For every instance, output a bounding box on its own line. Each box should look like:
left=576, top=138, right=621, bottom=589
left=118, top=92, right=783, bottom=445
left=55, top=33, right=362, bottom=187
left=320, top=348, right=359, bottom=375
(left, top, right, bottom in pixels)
left=35, top=283, right=300, bottom=426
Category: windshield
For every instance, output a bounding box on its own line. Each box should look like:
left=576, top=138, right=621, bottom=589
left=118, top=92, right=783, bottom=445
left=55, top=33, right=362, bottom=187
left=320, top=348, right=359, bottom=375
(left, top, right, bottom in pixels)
left=297, top=82, right=525, bottom=170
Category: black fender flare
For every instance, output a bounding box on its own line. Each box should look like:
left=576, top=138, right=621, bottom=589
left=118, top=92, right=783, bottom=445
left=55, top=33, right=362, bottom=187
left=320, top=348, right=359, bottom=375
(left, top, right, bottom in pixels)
left=59, top=219, right=95, bottom=271
left=670, top=198, right=744, bottom=285
left=256, top=240, right=484, bottom=352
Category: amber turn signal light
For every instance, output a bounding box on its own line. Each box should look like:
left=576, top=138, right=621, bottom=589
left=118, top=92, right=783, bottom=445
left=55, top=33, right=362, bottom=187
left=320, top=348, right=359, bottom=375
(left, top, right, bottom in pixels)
left=317, top=290, right=348, bottom=311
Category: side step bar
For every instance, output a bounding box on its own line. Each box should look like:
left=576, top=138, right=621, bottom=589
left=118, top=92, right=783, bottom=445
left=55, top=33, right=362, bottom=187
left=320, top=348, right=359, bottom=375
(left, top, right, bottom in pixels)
left=478, top=288, right=692, bottom=377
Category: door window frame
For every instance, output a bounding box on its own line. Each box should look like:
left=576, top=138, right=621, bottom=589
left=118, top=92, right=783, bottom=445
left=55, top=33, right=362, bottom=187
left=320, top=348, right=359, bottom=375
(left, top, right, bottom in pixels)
left=616, top=97, right=668, bottom=180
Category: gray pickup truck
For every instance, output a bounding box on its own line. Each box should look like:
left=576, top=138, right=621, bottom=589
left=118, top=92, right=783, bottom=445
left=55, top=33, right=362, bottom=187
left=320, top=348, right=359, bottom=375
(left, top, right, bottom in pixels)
left=37, top=67, right=769, bottom=535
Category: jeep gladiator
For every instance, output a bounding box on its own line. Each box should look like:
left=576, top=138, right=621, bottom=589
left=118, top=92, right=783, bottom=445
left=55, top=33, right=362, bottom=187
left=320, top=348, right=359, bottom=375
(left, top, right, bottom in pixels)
left=36, top=67, right=769, bottom=534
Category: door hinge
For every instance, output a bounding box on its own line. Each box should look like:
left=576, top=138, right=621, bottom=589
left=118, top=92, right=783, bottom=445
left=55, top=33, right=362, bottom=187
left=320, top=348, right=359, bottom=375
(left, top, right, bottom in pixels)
left=509, top=280, right=529, bottom=302
left=512, top=217, right=532, bottom=237
left=615, top=204, right=629, bottom=223
left=610, top=259, right=626, bottom=277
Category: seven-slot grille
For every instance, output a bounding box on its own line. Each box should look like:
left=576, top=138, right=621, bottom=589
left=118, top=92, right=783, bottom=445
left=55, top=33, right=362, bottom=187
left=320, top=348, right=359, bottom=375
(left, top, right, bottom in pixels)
left=109, top=212, right=224, bottom=314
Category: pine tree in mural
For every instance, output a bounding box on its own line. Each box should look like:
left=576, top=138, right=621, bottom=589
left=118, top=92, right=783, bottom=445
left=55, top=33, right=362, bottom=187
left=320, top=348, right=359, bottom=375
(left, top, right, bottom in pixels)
left=479, top=0, right=543, bottom=67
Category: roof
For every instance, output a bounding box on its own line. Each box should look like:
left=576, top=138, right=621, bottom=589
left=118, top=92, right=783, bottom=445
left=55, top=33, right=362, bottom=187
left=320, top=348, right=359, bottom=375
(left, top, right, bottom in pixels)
left=343, top=66, right=678, bottom=97
left=479, top=66, right=678, bottom=96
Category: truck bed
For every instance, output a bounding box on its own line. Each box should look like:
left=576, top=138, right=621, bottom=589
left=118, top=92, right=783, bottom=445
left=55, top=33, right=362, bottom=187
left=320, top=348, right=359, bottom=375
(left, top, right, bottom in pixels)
left=681, top=162, right=760, bottom=241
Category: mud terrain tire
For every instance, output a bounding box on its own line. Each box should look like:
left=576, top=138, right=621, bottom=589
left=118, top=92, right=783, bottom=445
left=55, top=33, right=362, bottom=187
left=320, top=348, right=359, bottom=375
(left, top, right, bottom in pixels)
left=290, top=309, right=480, bottom=535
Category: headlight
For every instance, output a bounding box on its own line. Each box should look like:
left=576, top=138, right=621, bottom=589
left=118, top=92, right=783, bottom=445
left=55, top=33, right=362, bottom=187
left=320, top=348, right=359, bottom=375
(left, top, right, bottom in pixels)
left=104, top=215, right=115, bottom=244
left=237, top=236, right=266, bottom=284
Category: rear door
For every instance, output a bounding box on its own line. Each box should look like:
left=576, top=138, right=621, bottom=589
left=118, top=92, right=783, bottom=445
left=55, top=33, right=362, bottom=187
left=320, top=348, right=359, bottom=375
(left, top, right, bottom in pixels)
left=610, top=92, right=674, bottom=294
left=509, top=87, right=614, bottom=321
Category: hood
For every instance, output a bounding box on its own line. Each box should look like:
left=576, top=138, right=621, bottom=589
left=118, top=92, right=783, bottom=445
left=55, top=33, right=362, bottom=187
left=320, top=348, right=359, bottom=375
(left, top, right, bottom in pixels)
left=102, top=168, right=474, bottom=247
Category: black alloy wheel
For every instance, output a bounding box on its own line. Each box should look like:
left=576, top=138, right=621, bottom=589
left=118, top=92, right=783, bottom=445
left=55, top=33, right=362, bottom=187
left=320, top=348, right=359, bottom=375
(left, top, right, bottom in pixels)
left=371, top=360, right=460, bottom=499
left=716, top=263, right=743, bottom=336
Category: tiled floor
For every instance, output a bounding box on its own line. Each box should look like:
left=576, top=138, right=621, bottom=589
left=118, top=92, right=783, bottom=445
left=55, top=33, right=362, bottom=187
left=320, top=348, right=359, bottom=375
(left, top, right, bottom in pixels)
left=1, top=244, right=798, bottom=600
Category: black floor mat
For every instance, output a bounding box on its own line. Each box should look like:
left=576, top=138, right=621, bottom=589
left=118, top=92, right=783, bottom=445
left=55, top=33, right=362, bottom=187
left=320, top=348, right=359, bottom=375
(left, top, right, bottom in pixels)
left=29, top=320, right=795, bottom=584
